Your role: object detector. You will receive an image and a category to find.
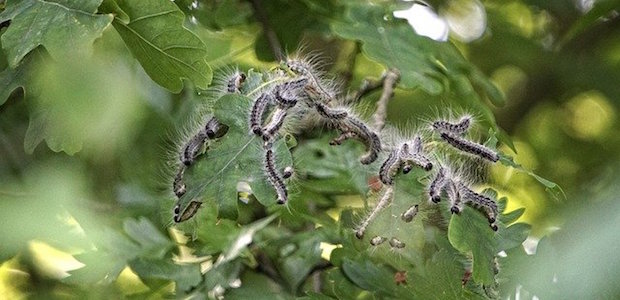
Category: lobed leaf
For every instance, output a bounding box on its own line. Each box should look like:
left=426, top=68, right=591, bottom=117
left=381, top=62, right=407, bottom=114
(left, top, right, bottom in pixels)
left=0, top=0, right=113, bottom=67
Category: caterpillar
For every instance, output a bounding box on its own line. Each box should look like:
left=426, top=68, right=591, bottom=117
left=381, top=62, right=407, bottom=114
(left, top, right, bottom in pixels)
left=227, top=71, right=246, bottom=93
left=264, top=142, right=288, bottom=204
left=172, top=167, right=186, bottom=198
left=379, top=149, right=400, bottom=185
left=429, top=167, right=446, bottom=203
left=445, top=179, right=462, bottom=214
left=262, top=108, right=288, bottom=140
left=370, top=236, right=387, bottom=246
left=432, top=115, right=472, bottom=135
left=250, top=93, right=274, bottom=136
left=439, top=132, right=499, bottom=162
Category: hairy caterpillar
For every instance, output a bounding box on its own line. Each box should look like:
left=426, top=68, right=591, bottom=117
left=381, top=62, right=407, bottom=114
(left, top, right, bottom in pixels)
left=282, top=166, right=294, bottom=179
left=264, top=142, right=288, bottom=204
left=432, top=115, right=472, bottom=135
left=460, top=185, right=499, bottom=231
left=227, top=71, right=247, bottom=93
left=180, top=131, right=208, bottom=166
left=439, top=132, right=499, bottom=162
left=379, top=149, right=400, bottom=185
left=445, top=179, right=462, bottom=214
left=262, top=108, right=288, bottom=140
left=429, top=167, right=446, bottom=203
left=250, top=93, right=274, bottom=136
left=314, top=102, right=348, bottom=120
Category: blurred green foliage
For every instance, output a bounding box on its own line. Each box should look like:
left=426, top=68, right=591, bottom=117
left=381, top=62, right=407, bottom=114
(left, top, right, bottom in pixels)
left=0, top=0, right=619, bottom=299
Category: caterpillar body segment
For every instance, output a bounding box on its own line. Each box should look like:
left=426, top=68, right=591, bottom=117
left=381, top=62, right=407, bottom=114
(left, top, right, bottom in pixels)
left=329, top=131, right=357, bottom=145
left=173, top=167, right=186, bottom=198
left=445, top=179, right=462, bottom=214
left=250, top=93, right=274, bottom=136
left=181, top=131, right=208, bottom=166
left=460, top=185, right=499, bottom=230
left=439, top=132, right=499, bottom=162
left=262, top=108, right=288, bottom=140
left=264, top=142, right=288, bottom=204
left=314, top=102, right=348, bottom=120
left=432, top=115, right=472, bottom=135
left=227, top=71, right=247, bottom=93
left=379, top=149, right=400, bottom=185
left=429, top=167, right=446, bottom=203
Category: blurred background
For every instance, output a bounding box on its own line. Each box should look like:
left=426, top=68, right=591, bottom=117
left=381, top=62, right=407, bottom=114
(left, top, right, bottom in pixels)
left=0, top=0, right=618, bottom=298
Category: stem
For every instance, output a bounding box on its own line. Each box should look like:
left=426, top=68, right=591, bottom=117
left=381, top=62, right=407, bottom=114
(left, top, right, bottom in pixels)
left=373, top=69, right=400, bottom=131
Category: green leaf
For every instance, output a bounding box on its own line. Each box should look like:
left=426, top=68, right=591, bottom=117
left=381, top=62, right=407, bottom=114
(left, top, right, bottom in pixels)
left=129, top=258, right=202, bottom=293
left=275, top=231, right=324, bottom=292
left=407, top=250, right=485, bottom=300
left=341, top=258, right=397, bottom=297
left=99, top=0, right=130, bottom=23
left=0, top=0, right=113, bottom=67
left=295, top=136, right=372, bottom=195
left=448, top=196, right=531, bottom=285
left=67, top=217, right=173, bottom=284
left=179, top=93, right=293, bottom=220
left=24, top=55, right=143, bottom=155
left=332, top=3, right=504, bottom=107
left=0, top=49, right=39, bottom=106
left=104, top=0, right=211, bottom=92
left=219, top=214, right=278, bottom=264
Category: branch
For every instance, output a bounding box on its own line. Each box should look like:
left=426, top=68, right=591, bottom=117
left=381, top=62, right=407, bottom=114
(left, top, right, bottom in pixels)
left=373, top=69, right=400, bottom=131
left=250, top=0, right=284, bottom=61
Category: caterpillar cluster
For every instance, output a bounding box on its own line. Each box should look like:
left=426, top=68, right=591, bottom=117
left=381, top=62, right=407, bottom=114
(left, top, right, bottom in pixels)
left=356, top=115, right=501, bottom=243
left=169, top=55, right=502, bottom=244
left=246, top=57, right=382, bottom=204
left=171, top=73, right=244, bottom=223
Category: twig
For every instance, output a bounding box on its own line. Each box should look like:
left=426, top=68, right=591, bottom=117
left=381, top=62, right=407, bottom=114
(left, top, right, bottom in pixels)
left=348, top=76, right=384, bottom=103
left=373, top=69, right=400, bottom=131
left=355, top=186, right=394, bottom=239
left=250, top=0, right=284, bottom=61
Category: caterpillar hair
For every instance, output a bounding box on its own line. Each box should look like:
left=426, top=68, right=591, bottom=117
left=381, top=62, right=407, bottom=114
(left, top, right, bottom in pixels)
left=173, top=200, right=202, bottom=223
left=379, top=149, right=400, bottom=185
left=412, top=135, right=423, bottom=153
left=460, top=185, right=499, bottom=230
left=355, top=186, right=393, bottom=239
left=264, top=144, right=288, bottom=204
left=334, top=116, right=381, bottom=164
left=439, top=132, right=499, bottom=162
left=401, top=204, right=419, bottom=222
left=173, top=167, right=186, bottom=198
left=227, top=71, right=246, bottom=93
left=262, top=108, right=288, bottom=141
left=181, top=131, right=208, bottom=166
left=445, top=179, right=462, bottom=214
left=432, top=115, right=472, bottom=135
left=282, top=166, right=294, bottom=179
left=370, top=236, right=387, bottom=246
left=250, top=93, right=274, bottom=136
left=389, top=237, right=406, bottom=249
left=400, top=140, right=432, bottom=173
left=429, top=167, right=446, bottom=203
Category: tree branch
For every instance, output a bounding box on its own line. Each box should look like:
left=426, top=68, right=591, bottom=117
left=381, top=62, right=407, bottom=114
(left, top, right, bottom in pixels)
left=250, top=0, right=284, bottom=61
